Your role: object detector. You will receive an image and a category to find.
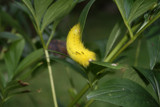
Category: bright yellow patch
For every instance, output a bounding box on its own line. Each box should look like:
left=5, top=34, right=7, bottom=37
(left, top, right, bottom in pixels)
left=66, top=23, right=96, bottom=67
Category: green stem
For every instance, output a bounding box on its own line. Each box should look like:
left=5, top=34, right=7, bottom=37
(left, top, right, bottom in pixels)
left=46, top=29, right=55, bottom=48
left=110, top=15, right=160, bottom=62
left=44, top=50, right=58, bottom=107
left=125, top=21, right=133, bottom=38
left=67, top=83, right=90, bottom=107
left=104, top=35, right=129, bottom=62
left=107, top=12, right=160, bottom=62
left=46, top=21, right=60, bottom=49
left=37, top=30, right=46, bottom=49
left=84, top=99, right=94, bottom=107
left=38, top=28, right=58, bottom=107
left=67, top=9, right=160, bottom=107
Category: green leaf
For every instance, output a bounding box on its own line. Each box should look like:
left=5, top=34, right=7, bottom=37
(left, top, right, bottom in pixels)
left=122, top=66, right=146, bottom=87
left=123, top=0, right=134, bottom=19
left=128, top=0, right=157, bottom=23
left=114, top=0, right=157, bottom=24
left=41, top=0, right=77, bottom=31
left=34, top=0, right=53, bottom=25
left=114, top=0, right=131, bottom=21
left=19, top=62, right=43, bottom=80
left=22, top=0, right=36, bottom=19
left=0, top=71, right=5, bottom=90
left=146, top=26, right=160, bottom=69
left=134, top=67, right=160, bottom=100
left=78, top=0, right=86, bottom=3
left=51, top=57, right=87, bottom=79
left=0, top=9, right=36, bottom=50
left=104, top=23, right=122, bottom=58
left=0, top=32, right=20, bottom=40
left=4, top=39, right=25, bottom=79
left=14, top=2, right=31, bottom=15
left=13, top=48, right=44, bottom=79
left=78, top=0, right=95, bottom=35
left=87, top=78, right=159, bottom=107
left=91, top=61, right=124, bottom=70
left=0, top=9, right=22, bottom=30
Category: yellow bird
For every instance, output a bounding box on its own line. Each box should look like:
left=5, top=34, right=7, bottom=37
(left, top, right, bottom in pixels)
left=66, top=23, right=96, bottom=67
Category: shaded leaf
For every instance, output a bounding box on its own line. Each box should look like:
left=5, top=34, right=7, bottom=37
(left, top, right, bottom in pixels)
left=128, top=0, right=157, bottom=23
left=41, top=0, right=77, bottom=31
left=104, top=23, right=122, bottom=58
left=0, top=6, right=36, bottom=50
left=134, top=67, right=160, bottom=101
left=14, top=49, right=44, bottom=79
left=0, top=71, right=5, bottom=90
left=114, top=0, right=128, bottom=20
left=114, top=0, right=157, bottom=24
left=122, top=66, right=146, bottom=87
left=78, top=0, right=95, bottom=35
left=4, top=39, right=25, bottom=79
left=22, top=0, right=36, bottom=19
left=34, top=0, right=53, bottom=25
left=14, top=2, right=31, bottom=15
left=51, top=57, right=87, bottom=79
left=0, top=32, right=19, bottom=40
left=91, top=61, right=124, bottom=70
left=19, top=62, right=43, bottom=80
left=0, top=9, right=21, bottom=30
left=87, top=78, right=159, bottom=107
left=78, top=0, right=86, bottom=3
left=146, top=26, right=160, bottom=69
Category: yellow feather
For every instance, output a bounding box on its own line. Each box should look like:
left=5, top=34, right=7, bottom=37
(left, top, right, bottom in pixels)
left=66, top=23, right=96, bottom=67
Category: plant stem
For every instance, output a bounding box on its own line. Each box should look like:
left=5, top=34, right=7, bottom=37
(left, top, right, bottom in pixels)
left=104, top=35, right=129, bottom=62
left=38, top=29, right=58, bottom=107
left=84, top=99, right=94, bottom=107
left=45, top=50, right=58, bottom=107
left=46, top=21, right=60, bottom=48
left=67, top=83, right=90, bottom=107
left=67, top=10, right=160, bottom=107
left=107, top=12, right=160, bottom=62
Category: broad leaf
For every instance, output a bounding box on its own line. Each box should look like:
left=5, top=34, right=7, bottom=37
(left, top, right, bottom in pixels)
left=0, top=9, right=36, bottom=50
left=114, top=0, right=157, bottom=24
left=14, top=48, right=44, bottom=79
left=51, top=57, right=87, bottom=79
left=22, top=0, right=36, bottom=19
left=34, top=0, right=53, bottom=25
left=41, top=0, right=77, bottom=31
left=91, top=61, right=124, bottom=70
left=104, top=23, right=122, bottom=58
left=146, top=25, right=160, bottom=70
left=4, top=39, right=25, bottom=79
left=0, top=32, right=19, bottom=40
left=78, top=0, right=95, bottom=35
left=122, top=66, right=145, bottom=87
left=87, top=79, right=159, bottom=107
left=19, top=62, right=43, bottom=80
left=128, top=0, right=157, bottom=23
left=134, top=67, right=160, bottom=100
left=0, top=9, right=21, bottom=30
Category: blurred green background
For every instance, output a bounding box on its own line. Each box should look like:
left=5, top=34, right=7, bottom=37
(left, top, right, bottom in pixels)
left=0, top=0, right=150, bottom=107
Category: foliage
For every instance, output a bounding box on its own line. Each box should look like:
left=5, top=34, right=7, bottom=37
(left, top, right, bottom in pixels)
left=0, top=0, right=160, bottom=107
